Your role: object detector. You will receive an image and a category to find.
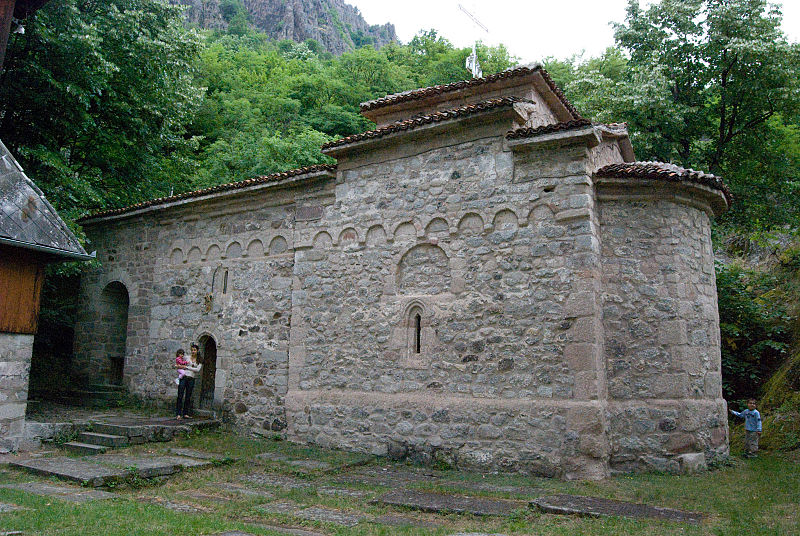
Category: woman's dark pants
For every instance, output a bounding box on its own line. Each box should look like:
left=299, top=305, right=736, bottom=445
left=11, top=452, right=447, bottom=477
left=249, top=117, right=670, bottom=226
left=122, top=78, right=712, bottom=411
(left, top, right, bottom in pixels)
left=176, top=376, right=195, bottom=417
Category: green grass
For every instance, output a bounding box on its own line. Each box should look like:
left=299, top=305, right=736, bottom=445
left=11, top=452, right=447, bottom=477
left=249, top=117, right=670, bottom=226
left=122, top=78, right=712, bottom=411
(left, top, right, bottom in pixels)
left=0, top=431, right=797, bottom=535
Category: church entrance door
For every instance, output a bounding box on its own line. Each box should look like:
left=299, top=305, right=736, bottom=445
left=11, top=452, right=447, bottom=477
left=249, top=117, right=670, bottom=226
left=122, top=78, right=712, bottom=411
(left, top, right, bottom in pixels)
left=198, top=335, right=217, bottom=410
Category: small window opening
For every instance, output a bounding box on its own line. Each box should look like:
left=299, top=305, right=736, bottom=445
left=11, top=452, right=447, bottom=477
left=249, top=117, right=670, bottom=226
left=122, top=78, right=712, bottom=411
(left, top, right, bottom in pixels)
left=223, top=269, right=229, bottom=294
left=414, top=313, right=422, bottom=354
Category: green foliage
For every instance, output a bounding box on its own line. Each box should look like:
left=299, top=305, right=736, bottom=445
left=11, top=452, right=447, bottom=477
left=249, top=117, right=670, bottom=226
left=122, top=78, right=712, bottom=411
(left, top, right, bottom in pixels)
left=0, top=0, right=204, bottom=220
left=548, top=0, right=800, bottom=232
left=716, top=261, right=793, bottom=401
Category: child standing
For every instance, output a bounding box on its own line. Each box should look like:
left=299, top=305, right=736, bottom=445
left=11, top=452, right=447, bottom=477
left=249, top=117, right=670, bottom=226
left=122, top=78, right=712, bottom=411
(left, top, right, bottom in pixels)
left=174, top=349, right=189, bottom=386
left=731, top=398, right=762, bottom=458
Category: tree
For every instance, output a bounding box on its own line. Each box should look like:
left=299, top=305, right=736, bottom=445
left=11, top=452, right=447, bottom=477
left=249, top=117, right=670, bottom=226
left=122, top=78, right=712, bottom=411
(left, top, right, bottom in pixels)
left=0, top=0, right=204, bottom=219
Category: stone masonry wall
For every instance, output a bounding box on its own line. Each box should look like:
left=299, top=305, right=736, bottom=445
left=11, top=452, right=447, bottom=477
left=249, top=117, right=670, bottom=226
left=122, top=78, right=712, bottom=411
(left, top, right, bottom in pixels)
left=74, top=189, right=305, bottom=433
left=285, top=130, right=611, bottom=479
left=0, top=333, right=33, bottom=450
left=599, top=195, right=728, bottom=473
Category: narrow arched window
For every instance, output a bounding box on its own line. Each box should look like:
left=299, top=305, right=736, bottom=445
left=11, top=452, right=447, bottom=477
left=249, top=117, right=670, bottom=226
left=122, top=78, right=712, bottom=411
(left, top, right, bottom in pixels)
left=414, top=313, right=422, bottom=354
left=223, top=269, right=229, bottom=294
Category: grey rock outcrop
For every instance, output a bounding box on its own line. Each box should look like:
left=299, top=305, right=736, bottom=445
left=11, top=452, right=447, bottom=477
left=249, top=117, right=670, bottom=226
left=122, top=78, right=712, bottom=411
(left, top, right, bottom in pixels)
left=172, top=0, right=397, bottom=54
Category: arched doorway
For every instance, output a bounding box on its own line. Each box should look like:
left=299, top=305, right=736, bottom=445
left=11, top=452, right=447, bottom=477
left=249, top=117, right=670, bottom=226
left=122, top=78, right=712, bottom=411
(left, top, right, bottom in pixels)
left=197, top=335, right=217, bottom=410
left=99, top=281, right=129, bottom=385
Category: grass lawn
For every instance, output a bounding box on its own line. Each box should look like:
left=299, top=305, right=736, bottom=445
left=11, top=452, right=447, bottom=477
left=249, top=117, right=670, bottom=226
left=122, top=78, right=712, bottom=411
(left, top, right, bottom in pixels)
left=0, top=430, right=796, bottom=536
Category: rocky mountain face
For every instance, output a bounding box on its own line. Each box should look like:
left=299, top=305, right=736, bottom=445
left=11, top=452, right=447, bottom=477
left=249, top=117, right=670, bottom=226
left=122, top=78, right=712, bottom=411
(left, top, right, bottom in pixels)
left=172, top=0, right=397, bottom=54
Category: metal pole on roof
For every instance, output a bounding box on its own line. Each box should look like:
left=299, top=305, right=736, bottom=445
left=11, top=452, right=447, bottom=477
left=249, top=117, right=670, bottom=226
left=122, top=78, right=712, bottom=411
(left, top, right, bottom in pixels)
left=458, top=4, right=488, bottom=79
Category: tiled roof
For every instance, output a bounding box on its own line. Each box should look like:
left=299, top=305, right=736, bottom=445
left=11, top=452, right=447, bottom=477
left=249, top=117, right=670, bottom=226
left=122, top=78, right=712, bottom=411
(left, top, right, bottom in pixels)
left=0, top=141, right=90, bottom=260
left=361, top=65, right=582, bottom=119
left=80, top=164, right=337, bottom=222
left=323, top=97, right=525, bottom=151
left=506, top=118, right=592, bottom=140
left=596, top=162, right=732, bottom=205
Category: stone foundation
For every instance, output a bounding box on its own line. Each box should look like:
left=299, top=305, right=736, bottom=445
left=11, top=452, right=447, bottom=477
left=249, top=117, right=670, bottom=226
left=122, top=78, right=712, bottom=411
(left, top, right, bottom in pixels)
left=0, top=333, right=33, bottom=451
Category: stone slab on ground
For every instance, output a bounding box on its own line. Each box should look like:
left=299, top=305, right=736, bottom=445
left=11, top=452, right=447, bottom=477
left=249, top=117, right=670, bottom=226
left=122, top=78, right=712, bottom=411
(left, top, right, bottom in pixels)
left=218, top=483, right=274, bottom=498
left=453, top=481, right=545, bottom=496
left=255, top=452, right=289, bottom=462
left=139, top=496, right=210, bottom=513
left=242, top=473, right=312, bottom=490
left=530, top=494, right=705, bottom=524
left=213, top=532, right=257, bottom=536
left=287, top=460, right=333, bottom=471
left=243, top=524, right=327, bottom=536
left=0, top=482, right=115, bottom=503
left=0, top=502, right=25, bottom=513
left=446, top=533, right=509, bottom=536
left=337, top=465, right=442, bottom=486
left=371, top=514, right=443, bottom=528
left=167, top=448, right=225, bottom=460
left=295, top=506, right=365, bottom=527
left=373, top=489, right=525, bottom=516
left=256, top=501, right=301, bottom=515
left=9, top=457, right=128, bottom=487
left=317, top=486, right=374, bottom=498
left=95, top=454, right=211, bottom=478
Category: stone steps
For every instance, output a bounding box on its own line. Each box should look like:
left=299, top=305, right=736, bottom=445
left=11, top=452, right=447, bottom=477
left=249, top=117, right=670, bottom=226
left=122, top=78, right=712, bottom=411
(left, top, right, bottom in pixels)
left=79, top=432, right=129, bottom=448
left=63, top=441, right=108, bottom=456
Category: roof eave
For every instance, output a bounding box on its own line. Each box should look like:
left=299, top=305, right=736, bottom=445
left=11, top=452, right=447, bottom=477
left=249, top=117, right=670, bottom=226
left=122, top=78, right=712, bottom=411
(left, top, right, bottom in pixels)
left=0, top=236, right=94, bottom=262
left=323, top=106, right=519, bottom=158
left=80, top=168, right=337, bottom=225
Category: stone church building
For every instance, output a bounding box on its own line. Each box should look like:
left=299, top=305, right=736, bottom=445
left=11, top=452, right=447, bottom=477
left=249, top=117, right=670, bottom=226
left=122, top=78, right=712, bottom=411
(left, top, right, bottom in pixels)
left=73, top=65, right=731, bottom=479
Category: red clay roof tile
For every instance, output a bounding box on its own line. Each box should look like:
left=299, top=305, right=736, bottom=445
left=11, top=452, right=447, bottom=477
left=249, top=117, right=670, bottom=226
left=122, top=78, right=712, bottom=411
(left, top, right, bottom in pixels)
left=323, top=97, right=525, bottom=152
left=596, top=162, right=731, bottom=205
left=79, top=164, right=337, bottom=222
left=506, top=118, right=593, bottom=140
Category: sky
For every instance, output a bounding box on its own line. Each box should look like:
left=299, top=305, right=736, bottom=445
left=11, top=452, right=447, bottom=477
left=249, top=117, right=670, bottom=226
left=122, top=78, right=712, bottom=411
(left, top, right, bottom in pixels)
left=347, top=0, right=800, bottom=63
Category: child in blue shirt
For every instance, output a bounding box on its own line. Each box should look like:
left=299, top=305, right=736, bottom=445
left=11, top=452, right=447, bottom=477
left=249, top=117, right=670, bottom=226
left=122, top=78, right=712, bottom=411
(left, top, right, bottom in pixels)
left=731, top=398, right=762, bottom=458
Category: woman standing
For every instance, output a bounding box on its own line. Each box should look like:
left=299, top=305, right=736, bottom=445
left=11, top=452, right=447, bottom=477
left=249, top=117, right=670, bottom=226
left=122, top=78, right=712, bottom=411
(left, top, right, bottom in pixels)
left=176, top=342, right=202, bottom=419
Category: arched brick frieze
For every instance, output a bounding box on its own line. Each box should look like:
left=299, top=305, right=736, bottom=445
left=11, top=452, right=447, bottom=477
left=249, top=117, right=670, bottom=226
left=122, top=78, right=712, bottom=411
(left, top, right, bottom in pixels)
left=492, top=208, right=520, bottom=230
left=338, top=227, right=359, bottom=247
left=312, top=231, right=332, bottom=250
left=393, top=221, right=418, bottom=242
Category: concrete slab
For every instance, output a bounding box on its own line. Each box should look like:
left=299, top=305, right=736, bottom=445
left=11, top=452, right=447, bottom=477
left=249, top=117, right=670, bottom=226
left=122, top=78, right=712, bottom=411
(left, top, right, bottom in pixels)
left=255, top=453, right=289, bottom=462
left=317, top=486, right=373, bottom=498
left=530, top=494, right=706, bottom=524
left=10, top=457, right=128, bottom=487
left=0, top=482, right=115, bottom=503
left=243, top=525, right=326, bottom=536
left=373, top=489, right=525, bottom=516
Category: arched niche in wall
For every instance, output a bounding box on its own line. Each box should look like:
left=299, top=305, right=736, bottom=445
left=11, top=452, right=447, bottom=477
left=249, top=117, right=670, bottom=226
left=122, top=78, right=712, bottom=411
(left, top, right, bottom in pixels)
left=393, top=222, right=417, bottom=242
left=425, top=217, right=450, bottom=238
left=246, top=239, right=263, bottom=258
left=457, top=213, right=484, bottom=236
left=338, top=227, right=359, bottom=248
left=396, top=244, right=452, bottom=294
left=493, top=209, right=519, bottom=230
left=366, top=225, right=387, bottom=247
left=225, top=241, right=242, bottom=259
left=206, top=244, right=221, bottom=261
left=312, top=231, right=332, bottom=250
left=99, top=281, right=129, bottom=386
left=187, top=246, right=202, bottom=263
left=269, top=235, right=288, bottom=255
left=170, top=248, right=183, bottom=265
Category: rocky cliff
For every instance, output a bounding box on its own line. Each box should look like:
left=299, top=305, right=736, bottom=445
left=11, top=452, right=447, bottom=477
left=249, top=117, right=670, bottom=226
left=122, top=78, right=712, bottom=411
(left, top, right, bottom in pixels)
left=172, top=0, right=397, bottom=54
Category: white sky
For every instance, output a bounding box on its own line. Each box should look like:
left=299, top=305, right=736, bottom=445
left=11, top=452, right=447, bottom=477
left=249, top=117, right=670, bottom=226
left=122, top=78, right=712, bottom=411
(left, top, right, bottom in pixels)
left=348, top=0, right=800, bottom=63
